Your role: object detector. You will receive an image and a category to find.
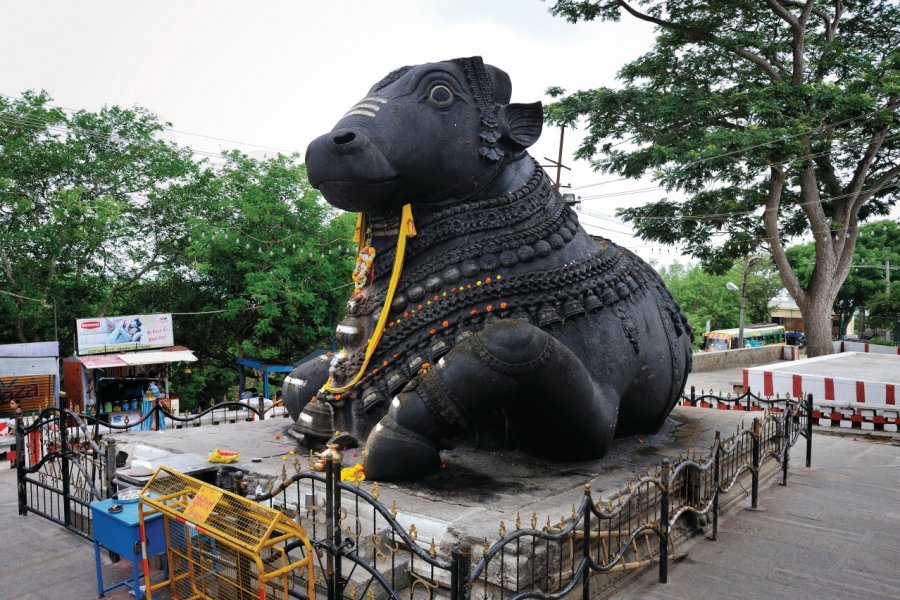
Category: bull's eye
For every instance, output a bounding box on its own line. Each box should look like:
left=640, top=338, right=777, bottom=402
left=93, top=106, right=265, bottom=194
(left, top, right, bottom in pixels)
left=428, top=84, right=454, bottom=108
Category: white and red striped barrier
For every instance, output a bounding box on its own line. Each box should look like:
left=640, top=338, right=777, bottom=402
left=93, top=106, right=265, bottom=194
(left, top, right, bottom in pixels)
left=741, top=352, right=899, bottom=432
left=834, top=340, right=900, bottom=356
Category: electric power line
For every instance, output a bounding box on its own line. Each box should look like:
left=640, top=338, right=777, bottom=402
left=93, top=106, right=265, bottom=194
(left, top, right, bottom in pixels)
left=5, top=91, right=896, bottom=193
left=0, top=92, right=297, bottom=155
left=0, top=110, right=280, bottom=167
left=565, top=105, right=898, bottom=197
left=578, top=130, right=900, bottom=206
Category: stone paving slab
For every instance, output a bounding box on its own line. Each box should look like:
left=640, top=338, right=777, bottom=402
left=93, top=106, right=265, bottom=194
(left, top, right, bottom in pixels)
left=102, top=405, right=752, bottom=552
left=759, top=352, right=900, bottom=384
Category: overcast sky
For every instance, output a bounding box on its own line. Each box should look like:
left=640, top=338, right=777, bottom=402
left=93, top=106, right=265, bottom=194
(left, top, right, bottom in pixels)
left=1, top=1, right=684, bottom=261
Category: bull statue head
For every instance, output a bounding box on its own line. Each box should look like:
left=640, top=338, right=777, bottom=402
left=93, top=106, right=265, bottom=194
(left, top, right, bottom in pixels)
left=305, top=56, right=543, bottom=212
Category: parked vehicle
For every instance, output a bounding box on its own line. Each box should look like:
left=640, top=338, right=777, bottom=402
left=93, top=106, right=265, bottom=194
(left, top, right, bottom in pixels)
left=785, top=331, right=806, bottom=348
left=701, top=324, right=786, bottom=352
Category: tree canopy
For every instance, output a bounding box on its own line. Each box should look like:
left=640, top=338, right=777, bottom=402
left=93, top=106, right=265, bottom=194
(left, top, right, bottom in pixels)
left=866, top=286, right=900, bottom=335
left=658, top=258, right=782, bottom=350
left=787, top=219, right=900, bottom=334
left=546, top=1, right=900, bottom=356
left=0, top=92, right=354, bottom=406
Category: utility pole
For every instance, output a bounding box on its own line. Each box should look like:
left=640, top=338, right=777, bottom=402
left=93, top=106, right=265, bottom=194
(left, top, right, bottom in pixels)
left=555, top=126, right=565, bottom=188
left=737, top=257, right=759, bottom=349
left=887, top=259, right=892, bottom=294
left=726, top=256, right=760, bottom=350
left=542, top=125, right=571, bottom=189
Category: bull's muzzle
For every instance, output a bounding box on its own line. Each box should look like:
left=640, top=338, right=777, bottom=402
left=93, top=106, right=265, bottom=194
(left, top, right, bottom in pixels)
left=306, top=126, right=400, bottom=212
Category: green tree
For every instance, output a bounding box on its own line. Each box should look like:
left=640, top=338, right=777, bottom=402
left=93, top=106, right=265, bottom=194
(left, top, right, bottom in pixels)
left=866, top=286, right=900, bottom=336
left=125, top=152, right=355, bottom=406
left=659, top=259, right=782, bottom=350
left=787, top=219, right=900, bottom=335
left=0, top=91, right=199, bottom=351
left=178, top=151, right=356, bottom=362
left=546, top=1, right=900, bottom=357
left=0, top=92, right=357, bottom=406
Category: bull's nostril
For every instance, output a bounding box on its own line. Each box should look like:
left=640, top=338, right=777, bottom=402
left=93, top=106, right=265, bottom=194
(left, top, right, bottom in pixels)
left=334, top=132, right=356, bottom=145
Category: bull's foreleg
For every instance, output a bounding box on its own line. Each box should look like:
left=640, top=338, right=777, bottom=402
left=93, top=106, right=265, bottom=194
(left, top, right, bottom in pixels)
left=363, top=320, right=617, bottom=480
left=282, top=354, right=333, bottom=422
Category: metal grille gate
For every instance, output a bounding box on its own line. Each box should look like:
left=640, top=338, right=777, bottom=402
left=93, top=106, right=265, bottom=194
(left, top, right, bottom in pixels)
left=13, top=398, right=115, bottom=540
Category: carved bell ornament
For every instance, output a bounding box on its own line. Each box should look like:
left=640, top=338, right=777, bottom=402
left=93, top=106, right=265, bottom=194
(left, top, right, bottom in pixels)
left=295, top=398, right=335, bottom=447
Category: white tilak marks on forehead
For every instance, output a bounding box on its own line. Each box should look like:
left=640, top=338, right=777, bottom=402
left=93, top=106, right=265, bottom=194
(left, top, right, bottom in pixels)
left=344, top=96, right=388, bottom=118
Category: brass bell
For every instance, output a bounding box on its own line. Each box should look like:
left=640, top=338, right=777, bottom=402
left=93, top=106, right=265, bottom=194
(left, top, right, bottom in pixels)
left=362, top=388, right=384, bottom=410
left=429, top=340, right=450, bottom=360
left=538, top=304, right=562, bottom=327
left=625, top=275, right=641, bottom=293
left=601, top=286, right=618, bottom=305
left=387, top=372, right=406, bottom=394
left=336, top=317, right=365, bottom=348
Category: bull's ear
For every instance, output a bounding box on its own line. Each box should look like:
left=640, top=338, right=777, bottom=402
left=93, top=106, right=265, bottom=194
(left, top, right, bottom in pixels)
left=499, top=102, right=543, bottom=150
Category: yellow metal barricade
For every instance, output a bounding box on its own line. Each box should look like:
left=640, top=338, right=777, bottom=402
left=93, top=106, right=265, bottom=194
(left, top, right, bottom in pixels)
left=138, top=466, right=315, bottom=600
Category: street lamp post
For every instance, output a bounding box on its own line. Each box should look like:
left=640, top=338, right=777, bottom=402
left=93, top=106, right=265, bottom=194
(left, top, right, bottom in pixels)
left=726, top=257, right=759, bottom=349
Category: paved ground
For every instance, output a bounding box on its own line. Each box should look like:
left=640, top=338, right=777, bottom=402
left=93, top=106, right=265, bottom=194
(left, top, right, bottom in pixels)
left=605, top=434, right=900, bottom=600
left=2, top=364, right=898, bottom=598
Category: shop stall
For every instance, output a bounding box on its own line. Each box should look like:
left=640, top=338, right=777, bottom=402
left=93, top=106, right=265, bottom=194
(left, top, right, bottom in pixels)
left=0, top=341, right=59, bottom=414
left=63, top=313, right=196, bottom=427
left=236, top=349, right=328, bottom=405
left=1, top=342, right=59, bottom=461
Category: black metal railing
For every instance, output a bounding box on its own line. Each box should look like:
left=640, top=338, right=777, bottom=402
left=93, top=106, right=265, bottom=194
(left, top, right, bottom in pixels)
left=250, top=448, right=458, bottom=599
left=13, top=395, right=288, bottom=538
left=15, top=391, right=813, bottom=597
left=13, top=398, right=115, bottom=540
left=247, top=394, right=813, bottom=598
left=79, top=394, right=290, bottom=433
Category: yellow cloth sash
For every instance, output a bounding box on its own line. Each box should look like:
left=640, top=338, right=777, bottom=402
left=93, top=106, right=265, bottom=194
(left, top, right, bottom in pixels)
left=322, top=204, right=416, bottom=394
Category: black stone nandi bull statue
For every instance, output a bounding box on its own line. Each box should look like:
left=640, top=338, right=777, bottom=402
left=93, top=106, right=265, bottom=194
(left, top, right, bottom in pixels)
left=284, top=56, right=693, bottom=481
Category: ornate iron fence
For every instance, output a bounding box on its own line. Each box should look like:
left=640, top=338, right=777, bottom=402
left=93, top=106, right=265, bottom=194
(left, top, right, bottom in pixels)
left=247, top=394, right=813, bottom=599
left=79, top=395, right=290, bottom=434
left=681, top=387, right=814, bottom=470
left=15, top=392, right=812, bottom=597
left=12, top=396, right=288, bottom=538
left=13, top=398, right=115, bottom=539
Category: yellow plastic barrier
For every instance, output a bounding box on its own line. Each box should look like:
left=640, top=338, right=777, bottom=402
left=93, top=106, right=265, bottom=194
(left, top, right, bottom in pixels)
left=138, top=466, right=315, bottom=600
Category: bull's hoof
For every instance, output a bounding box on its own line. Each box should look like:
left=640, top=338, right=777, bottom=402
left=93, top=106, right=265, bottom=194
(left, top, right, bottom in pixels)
left=363, top=419, right=440, bottom=481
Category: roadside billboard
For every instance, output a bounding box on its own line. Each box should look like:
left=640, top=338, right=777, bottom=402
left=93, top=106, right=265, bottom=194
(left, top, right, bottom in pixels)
left=76, top=313, right=175, bottom=355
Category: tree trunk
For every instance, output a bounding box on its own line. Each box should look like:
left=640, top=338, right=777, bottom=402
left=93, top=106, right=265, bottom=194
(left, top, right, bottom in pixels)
left=14, top=298, right=26, bottom=343
left=800, top=294, right=836, bottom=357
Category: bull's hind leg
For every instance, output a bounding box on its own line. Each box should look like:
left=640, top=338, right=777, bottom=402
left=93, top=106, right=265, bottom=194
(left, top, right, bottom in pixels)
left=614, top=298, right=693, bottom=438
left=363, top=320, right=618, bottom=480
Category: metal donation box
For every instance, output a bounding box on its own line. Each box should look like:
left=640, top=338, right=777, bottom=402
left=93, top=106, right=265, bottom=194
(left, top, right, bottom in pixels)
left=91, top=497, right=166, bottom=598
